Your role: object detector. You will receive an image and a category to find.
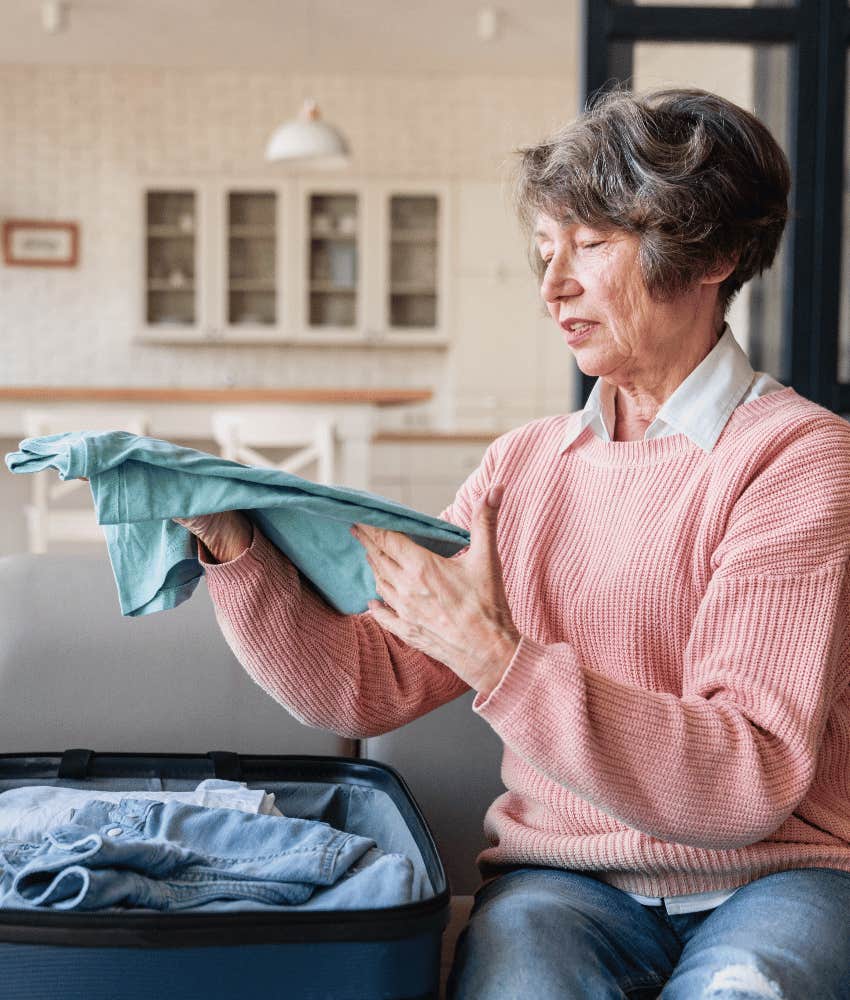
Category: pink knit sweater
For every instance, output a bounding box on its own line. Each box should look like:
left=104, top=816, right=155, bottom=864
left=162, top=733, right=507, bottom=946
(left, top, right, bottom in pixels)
left=204, top=386, right=850, bottom=897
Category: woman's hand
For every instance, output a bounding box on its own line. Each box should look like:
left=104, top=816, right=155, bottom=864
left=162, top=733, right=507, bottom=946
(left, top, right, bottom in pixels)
left=351, top=484, right=520, bottom=698
left=173, top=511, right=253, bottom=564
left=80, top=475, right=251, bottom=564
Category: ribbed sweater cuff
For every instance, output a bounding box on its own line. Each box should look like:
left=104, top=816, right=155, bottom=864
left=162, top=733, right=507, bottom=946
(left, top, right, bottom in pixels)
left=202, top=527, right=298, bottom=600
left=472, top=634, right=553, bottom=725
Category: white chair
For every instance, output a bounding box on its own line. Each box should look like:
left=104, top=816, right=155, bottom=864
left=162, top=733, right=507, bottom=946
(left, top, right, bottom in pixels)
left=23, top=408, right=149, bottom=554
left=211, top=408, right=336, bottom=484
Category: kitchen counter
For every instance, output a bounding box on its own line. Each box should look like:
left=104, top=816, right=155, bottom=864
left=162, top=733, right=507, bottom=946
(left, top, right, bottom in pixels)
left=372, top=429, right=502, bottom=443
left=0, top=387, right=431, bottom=405
left=0, top=386, right=434, bottom=491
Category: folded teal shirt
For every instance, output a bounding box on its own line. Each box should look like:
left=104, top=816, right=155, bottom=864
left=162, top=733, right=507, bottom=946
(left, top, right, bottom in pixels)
left=5, top=431, right=470, bottom=617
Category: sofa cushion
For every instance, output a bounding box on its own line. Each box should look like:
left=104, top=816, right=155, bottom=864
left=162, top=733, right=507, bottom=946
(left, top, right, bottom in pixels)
left=0, top=554, right=348, bottom=756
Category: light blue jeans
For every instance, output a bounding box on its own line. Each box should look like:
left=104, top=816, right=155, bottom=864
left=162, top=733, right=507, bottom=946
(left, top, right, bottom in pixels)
left=0, top=798, right=381, bottom=911
left=447, top=866, right=850, bottom=999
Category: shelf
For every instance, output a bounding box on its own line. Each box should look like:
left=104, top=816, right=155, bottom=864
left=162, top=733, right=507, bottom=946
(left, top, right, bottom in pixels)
left=389, top=284, right=437, bottom=295
left=147, top=281, right=195, bottom=291
left=229, top=228, right=275, bottom=238
left=310, top=232, right=357, bottom=241
left=228, top=280, right=276, bottom=291
left=390, top=230, right=437, bottom=243
left=310, top=282, right=357, bottom=294
left=147, top=226, right=194, bottom=238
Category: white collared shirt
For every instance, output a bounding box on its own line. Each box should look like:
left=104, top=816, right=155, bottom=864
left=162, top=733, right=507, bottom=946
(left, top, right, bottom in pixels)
left=562, top=323, right=785, bottom=912
left=561, top=324, right=786, bottom=454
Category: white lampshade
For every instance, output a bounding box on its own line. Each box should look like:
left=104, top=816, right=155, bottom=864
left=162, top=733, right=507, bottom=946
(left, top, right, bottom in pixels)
left=265, top=99, right=351, bottom=168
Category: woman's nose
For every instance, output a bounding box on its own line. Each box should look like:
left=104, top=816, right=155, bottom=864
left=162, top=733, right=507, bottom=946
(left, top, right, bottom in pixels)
left=540, top=259, right=582, bottom=303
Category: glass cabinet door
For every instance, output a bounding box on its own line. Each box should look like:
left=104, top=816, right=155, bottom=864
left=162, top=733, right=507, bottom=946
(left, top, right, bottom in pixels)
left=144, top=190, right=198, bottom=327
left=307, top=192, right=359, bottom=329
left=226, top=191, right=277, bottom=328
left=387, top=194, right=439, bottom=331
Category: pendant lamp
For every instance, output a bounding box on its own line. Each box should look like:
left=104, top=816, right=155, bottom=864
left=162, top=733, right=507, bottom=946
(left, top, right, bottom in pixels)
left=264, top=99, right=351, bottom=169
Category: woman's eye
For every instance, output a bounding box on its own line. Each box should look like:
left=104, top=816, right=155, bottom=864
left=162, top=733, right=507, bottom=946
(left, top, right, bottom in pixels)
left=581, top=241, right=604, bottom=250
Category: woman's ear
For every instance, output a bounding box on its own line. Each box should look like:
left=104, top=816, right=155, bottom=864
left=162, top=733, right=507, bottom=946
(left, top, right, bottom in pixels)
left=700, top=255, right=739, bottom=287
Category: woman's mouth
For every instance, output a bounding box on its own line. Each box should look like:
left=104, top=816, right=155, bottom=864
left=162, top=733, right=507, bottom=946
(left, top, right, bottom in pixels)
left=561, top=319, right=597, bottom=345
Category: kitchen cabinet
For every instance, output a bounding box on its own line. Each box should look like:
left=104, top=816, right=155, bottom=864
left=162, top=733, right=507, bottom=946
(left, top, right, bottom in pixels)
left=142, top=186, right=204, bottom=337
left=222, top=188, right=284, bottom=339
left=139, top=178, right=287, bottom=345
left=138, top=179, right=450, bottom=347
left=382, top=187, right=448, bottom=344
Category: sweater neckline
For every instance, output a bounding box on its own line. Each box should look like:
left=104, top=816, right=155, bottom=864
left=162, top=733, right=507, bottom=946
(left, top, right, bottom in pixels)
left=568, top=385, right=799, bottom=467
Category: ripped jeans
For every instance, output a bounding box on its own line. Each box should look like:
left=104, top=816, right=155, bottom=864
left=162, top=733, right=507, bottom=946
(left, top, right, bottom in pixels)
left=447, top=866, right=850, bottom=1000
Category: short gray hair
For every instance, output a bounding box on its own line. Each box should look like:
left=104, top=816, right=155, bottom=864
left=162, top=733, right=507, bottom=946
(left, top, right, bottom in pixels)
left=514, top=87, right=790, bottom=311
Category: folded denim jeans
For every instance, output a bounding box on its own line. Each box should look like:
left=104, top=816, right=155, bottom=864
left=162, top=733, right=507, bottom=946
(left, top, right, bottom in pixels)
left=0, top=780, right=280, bottom=843
left=5, top=431, right=470, bottom=616
left=0, top=798, right=380, bottom=911
left=189, top=846, right=419, bottom=913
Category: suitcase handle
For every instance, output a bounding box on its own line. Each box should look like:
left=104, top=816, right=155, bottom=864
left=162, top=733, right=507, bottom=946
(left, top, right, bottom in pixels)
left=206, top=750, right=243, bottom=781
left=57, top=747, right=94, bottom=779
left=56, top=749, right=242, bottom=781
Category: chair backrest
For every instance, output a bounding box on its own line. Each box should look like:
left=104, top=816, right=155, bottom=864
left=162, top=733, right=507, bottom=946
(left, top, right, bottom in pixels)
left=23, top=408, right=149, bottom=437
left=211, top=407, right=336, bottom=485
left=23, top=408, right=149, bottom=553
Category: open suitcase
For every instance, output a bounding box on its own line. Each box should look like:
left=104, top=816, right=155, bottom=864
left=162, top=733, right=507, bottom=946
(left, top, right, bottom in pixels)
left=0, top=749, right=451, bottom=1000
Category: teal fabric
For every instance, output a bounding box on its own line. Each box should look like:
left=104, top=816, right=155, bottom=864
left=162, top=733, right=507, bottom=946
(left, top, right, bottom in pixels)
left=5, top=431, right=470, bottom=618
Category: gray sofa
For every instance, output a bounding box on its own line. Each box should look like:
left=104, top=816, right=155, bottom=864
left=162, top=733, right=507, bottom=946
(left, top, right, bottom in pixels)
left=0, top=552, right=505, bottom=995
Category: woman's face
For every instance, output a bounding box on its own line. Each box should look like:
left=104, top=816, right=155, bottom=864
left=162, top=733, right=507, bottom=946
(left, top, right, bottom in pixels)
left=534, top=213, right=709, bottom=388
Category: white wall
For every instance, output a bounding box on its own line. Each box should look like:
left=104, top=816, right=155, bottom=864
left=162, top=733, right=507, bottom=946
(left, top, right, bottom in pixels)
left=0, top=66, right=580, bottom=429
left=0, top=50, right=778, bottom=557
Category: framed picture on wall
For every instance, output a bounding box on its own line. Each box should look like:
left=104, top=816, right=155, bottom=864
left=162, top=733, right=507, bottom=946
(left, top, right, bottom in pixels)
left=2, top=219, right=79, bottom=267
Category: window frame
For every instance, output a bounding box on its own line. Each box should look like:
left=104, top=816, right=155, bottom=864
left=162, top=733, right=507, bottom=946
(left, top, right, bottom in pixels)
left=581, top=0, right=850, bottom=411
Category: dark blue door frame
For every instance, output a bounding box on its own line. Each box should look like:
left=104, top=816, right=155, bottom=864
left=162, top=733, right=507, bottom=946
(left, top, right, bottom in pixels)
left=580, top=0, right=850, bottom=413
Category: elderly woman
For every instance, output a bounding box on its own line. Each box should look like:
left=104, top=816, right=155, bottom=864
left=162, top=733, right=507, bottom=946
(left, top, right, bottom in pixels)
left=181, top=88, right=850, bottom=999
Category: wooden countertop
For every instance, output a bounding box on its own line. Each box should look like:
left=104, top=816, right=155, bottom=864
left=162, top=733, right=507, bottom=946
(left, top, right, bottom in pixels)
left=373, top=430, right=503, bottom=443
left=0, top=387, right=432, bottom=406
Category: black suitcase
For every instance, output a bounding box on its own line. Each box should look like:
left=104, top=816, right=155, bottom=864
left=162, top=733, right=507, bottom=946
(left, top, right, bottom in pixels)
left=0, top=749, right=451, bottom=1000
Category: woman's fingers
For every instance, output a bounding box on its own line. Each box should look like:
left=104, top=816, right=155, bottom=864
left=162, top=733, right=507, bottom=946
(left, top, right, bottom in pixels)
left=173, top=514, right=216, bottom=534
left=351, top=524, right=409, bottom=580
left=172, top=511, right=252, bottom=564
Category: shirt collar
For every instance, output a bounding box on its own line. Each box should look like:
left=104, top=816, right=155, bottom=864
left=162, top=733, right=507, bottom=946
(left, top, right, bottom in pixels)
left=560, top=324, right=757, bottom=454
